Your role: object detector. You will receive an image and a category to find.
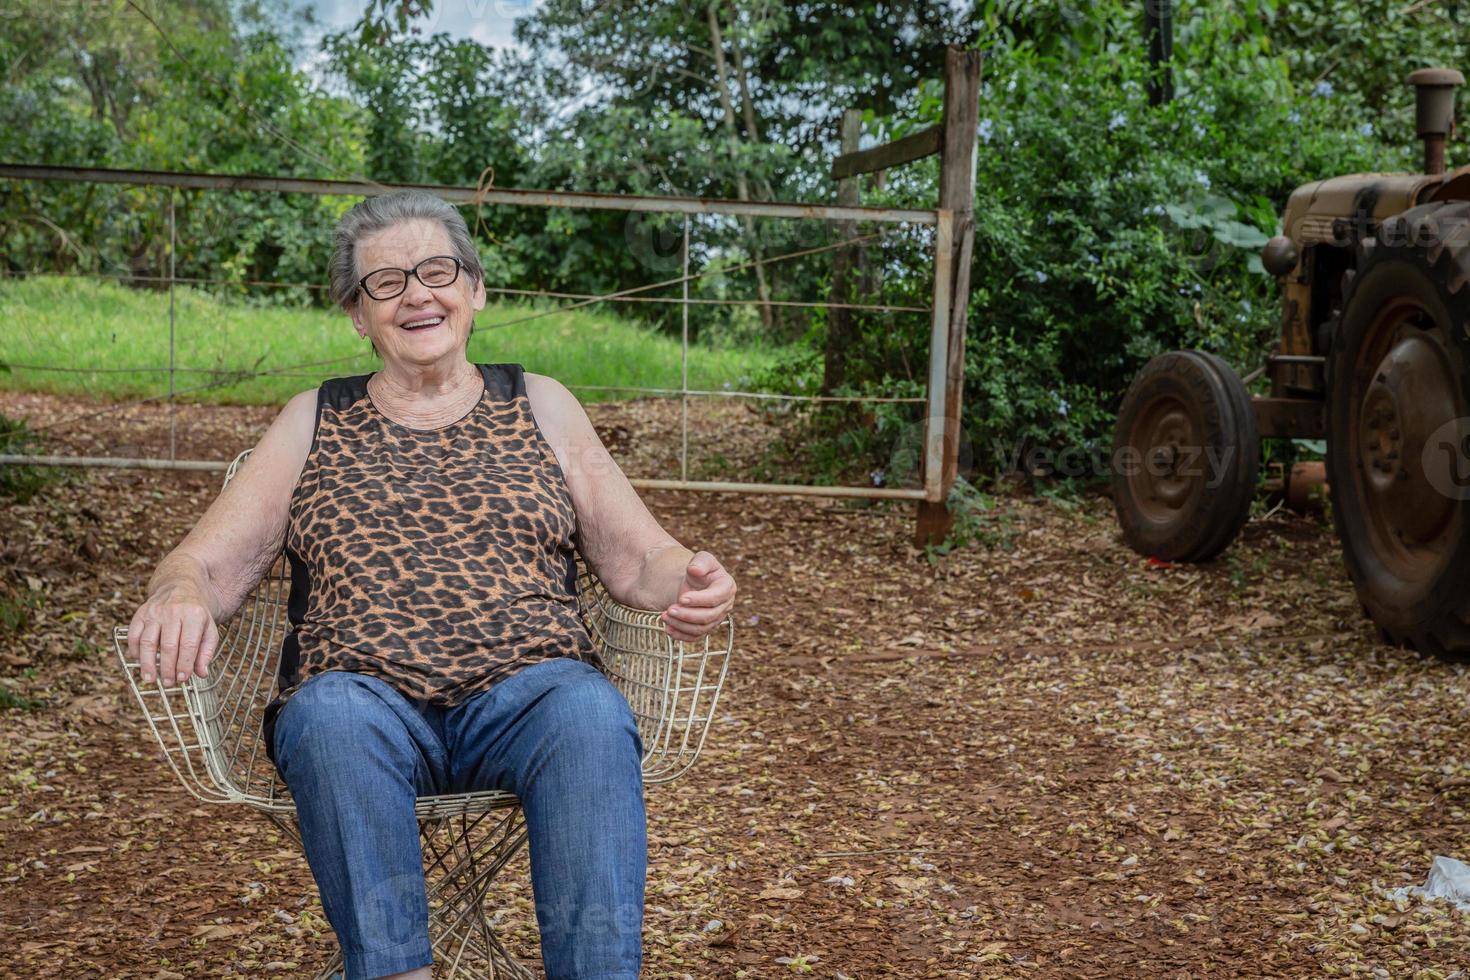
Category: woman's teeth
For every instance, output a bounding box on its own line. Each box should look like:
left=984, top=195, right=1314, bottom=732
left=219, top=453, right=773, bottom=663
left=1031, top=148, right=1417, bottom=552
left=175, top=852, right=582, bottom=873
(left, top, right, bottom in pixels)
left=402, top=317, right=444, bottom=330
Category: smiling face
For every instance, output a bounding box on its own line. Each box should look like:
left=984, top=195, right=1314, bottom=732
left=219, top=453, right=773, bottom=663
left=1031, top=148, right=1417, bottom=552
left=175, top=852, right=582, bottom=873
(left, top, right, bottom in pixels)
left=348, top=218, right=487, bottom=372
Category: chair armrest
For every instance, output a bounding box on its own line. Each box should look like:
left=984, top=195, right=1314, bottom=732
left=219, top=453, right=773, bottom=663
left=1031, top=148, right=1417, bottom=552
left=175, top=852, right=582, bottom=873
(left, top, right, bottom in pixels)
left=576, top=570, right=733, bottom=785
left=112, top=554, right=297, bottom=814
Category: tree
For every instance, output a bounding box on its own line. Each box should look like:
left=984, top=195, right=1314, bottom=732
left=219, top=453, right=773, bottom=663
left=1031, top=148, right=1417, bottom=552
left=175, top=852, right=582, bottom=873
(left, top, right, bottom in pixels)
left=0, top=0, right=364, bottom=298
left=350, top=0, right=978, bottom=340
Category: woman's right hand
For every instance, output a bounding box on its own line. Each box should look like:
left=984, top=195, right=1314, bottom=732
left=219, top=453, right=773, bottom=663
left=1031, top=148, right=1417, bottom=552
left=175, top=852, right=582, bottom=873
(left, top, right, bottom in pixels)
left=121, top=389, right=315, bottom=688
left=128, top=587, right=220, bottom=686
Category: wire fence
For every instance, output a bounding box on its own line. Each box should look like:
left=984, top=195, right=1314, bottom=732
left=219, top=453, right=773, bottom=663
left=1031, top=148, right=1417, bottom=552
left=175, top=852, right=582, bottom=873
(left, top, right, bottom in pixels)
left=0, top=164, right=953, bottom=502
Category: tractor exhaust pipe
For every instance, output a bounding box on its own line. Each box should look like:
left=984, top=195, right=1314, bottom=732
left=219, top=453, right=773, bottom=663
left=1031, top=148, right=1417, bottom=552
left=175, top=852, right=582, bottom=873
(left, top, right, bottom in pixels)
left=1408, top=68, right=1464, bottom=176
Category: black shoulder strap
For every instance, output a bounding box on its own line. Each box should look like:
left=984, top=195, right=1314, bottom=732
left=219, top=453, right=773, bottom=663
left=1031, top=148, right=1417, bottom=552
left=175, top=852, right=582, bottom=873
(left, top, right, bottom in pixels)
left=318, top=373, right=372, bottom=412
left=478, top=363, right=526, bottom=401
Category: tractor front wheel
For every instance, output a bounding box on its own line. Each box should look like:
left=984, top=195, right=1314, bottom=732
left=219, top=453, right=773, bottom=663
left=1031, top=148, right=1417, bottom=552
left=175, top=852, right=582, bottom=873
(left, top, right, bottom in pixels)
left=1112, top=350, right=1260, bottom=562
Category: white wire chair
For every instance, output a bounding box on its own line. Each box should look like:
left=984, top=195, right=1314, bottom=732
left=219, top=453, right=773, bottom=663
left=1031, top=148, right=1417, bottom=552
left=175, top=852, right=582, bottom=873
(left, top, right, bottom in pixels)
left=112, top=449, right=734, bottom=979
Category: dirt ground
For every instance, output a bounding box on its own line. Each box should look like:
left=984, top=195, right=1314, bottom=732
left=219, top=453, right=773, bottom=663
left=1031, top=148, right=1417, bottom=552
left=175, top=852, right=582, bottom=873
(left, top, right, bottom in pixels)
left=3, top=390, right=1470, bottom=979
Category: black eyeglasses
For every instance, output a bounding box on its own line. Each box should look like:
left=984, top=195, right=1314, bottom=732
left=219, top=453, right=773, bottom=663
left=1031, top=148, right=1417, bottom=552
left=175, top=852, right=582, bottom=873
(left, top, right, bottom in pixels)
left=357, top=255, right=462, bottom=301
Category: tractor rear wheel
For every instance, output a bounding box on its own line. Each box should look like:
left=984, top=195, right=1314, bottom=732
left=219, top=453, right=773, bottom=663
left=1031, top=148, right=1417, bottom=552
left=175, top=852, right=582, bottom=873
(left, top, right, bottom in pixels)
left=1113, top=350, right=1260, bottom=561
left=1326, top=201, right=1470, bottom=661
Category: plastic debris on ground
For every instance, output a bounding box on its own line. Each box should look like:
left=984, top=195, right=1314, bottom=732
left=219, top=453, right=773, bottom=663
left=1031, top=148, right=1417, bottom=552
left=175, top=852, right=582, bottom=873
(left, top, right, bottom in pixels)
left=1385, top=855, right=1470, bottom=911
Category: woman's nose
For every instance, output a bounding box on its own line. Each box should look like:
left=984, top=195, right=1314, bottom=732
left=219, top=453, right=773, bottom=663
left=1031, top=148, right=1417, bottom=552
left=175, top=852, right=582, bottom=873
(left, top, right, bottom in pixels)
left=402, top=273, right=435, bottom=304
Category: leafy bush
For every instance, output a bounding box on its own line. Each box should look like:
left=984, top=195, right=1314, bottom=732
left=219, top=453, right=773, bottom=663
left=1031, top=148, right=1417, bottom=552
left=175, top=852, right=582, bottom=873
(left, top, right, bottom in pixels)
left=765, top=0, right=1422, bottom=488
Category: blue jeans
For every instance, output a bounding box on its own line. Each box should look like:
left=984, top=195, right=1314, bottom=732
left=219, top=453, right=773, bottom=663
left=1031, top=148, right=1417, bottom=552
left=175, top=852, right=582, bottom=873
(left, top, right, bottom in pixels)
left=271, top=658, right=647, bottom=980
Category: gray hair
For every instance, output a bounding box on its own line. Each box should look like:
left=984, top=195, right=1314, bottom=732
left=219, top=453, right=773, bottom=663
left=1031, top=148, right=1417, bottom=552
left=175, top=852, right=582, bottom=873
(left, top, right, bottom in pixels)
left=328, top=190, right=485, bottom=310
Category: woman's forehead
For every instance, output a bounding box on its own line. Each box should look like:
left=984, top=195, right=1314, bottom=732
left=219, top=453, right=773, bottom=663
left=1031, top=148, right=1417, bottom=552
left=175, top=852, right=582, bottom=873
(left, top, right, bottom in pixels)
left=356, top=219, right=452, bottom=268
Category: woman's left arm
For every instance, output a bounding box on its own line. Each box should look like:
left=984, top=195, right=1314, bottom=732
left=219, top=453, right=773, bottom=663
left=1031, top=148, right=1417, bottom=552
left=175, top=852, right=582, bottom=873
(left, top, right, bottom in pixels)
left=526, top=374, right=736, bottom=640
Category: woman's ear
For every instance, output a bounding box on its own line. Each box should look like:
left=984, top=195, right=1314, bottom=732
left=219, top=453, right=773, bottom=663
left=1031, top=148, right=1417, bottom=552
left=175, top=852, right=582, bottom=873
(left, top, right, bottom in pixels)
left=471, top=276, right=487, bottom=312
left=348, top=300, right=368, bottom=339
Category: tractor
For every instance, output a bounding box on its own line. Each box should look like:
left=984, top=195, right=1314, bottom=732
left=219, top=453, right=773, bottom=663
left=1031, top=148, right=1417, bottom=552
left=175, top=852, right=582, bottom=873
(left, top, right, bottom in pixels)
left=1113, top=69, right=1470, bottom=661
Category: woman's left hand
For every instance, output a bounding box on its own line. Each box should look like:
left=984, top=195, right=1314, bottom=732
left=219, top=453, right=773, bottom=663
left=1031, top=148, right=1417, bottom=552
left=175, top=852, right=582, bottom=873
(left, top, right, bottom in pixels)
left=660, top=551, right=737, bottom=641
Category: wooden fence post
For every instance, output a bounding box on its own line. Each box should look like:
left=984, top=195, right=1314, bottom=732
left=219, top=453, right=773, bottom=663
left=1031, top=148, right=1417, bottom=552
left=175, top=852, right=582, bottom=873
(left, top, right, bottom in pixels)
left=915, top=46, right=982, bottom=546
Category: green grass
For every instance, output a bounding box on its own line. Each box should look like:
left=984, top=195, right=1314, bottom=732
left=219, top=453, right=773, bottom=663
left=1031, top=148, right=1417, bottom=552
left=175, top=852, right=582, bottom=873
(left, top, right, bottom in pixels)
left=0, top=277, right=779, bottom=405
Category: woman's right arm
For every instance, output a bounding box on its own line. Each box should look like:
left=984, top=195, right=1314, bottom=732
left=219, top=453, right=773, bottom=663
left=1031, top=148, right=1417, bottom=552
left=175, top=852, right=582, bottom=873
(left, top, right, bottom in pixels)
left=128, top=389, right=317, bottom=686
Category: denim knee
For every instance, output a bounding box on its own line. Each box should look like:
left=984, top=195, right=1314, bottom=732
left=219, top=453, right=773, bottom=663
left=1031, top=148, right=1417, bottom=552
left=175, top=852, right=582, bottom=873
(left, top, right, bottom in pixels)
left=536, top=662, right=644, bottom=759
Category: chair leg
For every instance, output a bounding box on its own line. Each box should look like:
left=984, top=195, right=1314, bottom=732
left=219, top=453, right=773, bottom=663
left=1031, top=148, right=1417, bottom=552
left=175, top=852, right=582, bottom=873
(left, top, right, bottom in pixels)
left=420, top=809, right=537, bottom=979
left=275, top=806, right=538, bottom=980
left=266, top=809, right=303, bottom=847
left=309, top=950, right=345, bottom=980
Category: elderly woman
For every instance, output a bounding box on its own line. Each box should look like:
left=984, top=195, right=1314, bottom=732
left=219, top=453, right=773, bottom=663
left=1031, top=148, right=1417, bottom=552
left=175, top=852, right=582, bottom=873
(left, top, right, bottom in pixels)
left=126, top=190, right=737, bottom=980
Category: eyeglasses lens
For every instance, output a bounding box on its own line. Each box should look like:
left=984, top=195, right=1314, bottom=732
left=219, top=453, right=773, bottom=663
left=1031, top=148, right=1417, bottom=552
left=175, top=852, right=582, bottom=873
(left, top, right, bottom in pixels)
left=417, top=257, right=458, bottom=286
left=364, top=270, right=406, bottom=298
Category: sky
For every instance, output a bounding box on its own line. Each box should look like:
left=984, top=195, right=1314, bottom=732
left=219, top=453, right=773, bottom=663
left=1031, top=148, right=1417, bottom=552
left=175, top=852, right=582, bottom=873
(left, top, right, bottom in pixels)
left=300, top=0, right=540, bottom=57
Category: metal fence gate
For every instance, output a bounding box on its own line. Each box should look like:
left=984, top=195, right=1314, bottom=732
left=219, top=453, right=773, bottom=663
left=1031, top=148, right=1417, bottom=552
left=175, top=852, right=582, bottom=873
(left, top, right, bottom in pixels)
left=0, top=163, right=957, bottom=513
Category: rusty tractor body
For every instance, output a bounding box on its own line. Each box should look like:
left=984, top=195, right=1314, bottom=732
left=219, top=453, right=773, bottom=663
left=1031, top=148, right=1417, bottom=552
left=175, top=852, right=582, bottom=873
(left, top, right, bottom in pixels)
left=1113, top=69, right=1470, bottom=660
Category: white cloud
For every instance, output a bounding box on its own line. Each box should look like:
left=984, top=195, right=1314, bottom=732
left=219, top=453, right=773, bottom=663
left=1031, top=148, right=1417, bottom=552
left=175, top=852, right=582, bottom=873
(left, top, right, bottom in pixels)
left=301, top=0, right=536, bottom=50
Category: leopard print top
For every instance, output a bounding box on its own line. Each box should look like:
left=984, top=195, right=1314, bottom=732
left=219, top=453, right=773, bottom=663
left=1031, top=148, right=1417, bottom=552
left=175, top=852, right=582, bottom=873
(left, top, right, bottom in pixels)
left=263, top=363, right=598, bottom=760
